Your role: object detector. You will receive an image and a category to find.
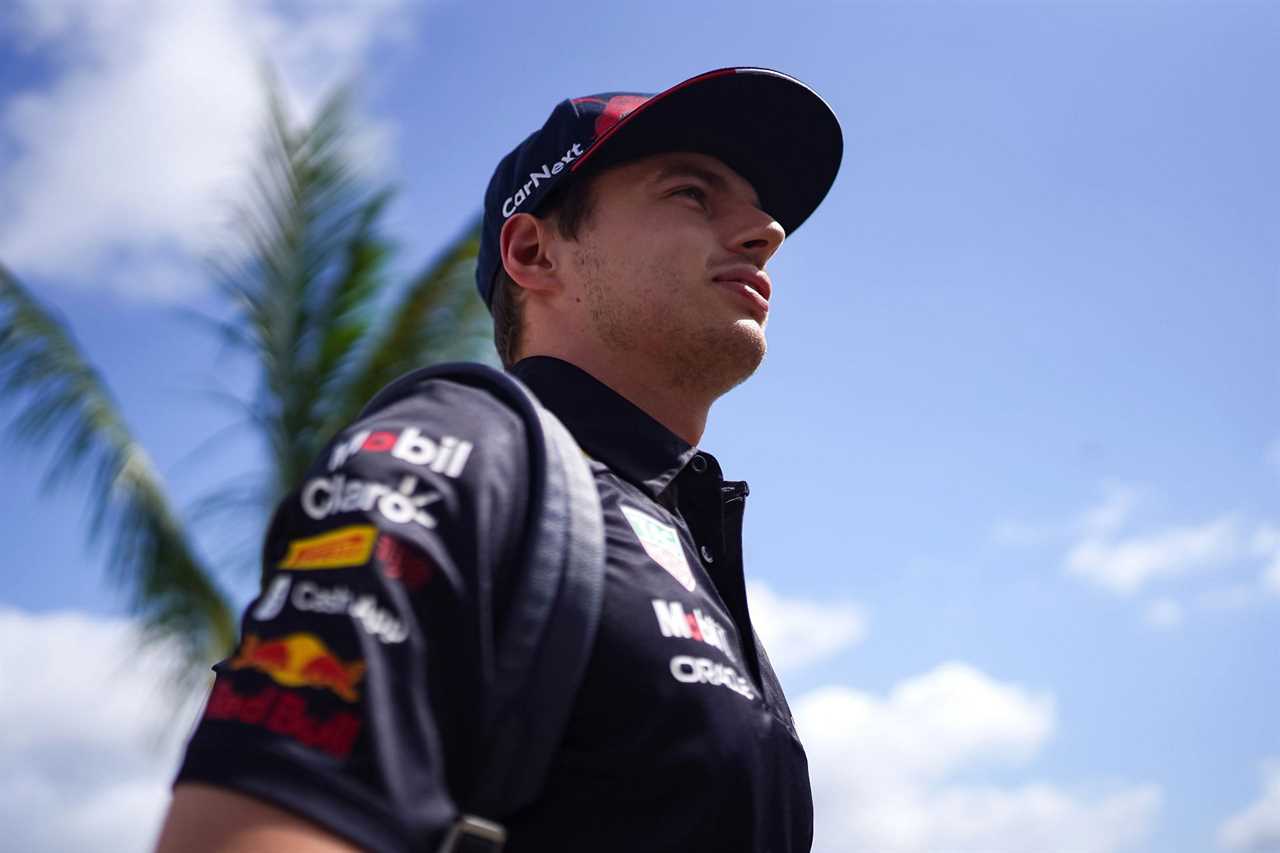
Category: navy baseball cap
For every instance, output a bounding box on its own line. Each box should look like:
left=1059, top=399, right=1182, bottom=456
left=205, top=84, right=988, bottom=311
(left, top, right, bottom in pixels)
left=476, top=67, right=843, bottom=308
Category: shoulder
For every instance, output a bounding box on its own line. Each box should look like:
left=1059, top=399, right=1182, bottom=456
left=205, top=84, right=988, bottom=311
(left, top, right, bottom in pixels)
left=352, top=373, right=527, bottom=448
left=277, top=373, right=534, bottom=589
left=317, top=374, right=530, bottom=485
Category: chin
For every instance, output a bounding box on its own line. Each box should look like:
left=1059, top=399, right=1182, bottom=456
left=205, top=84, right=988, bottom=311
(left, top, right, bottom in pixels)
left=730, top=319, right=767, bottom=365
left=729, top=324, right=767, bottom=384
left=666, top=319, right=766, bottom=396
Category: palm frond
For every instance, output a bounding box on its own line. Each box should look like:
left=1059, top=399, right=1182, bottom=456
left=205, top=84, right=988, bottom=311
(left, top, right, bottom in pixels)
left=0, top=266, right=237, bottom=677
left=210, top=82, right=396, bottom=504
left=320, top=217, right=494, bottom=445
left=170, top=305, right=258, bottom=359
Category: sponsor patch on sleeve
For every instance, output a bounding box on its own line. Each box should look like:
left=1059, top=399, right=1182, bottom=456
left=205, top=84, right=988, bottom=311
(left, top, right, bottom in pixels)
left=375, top=534, right=434, bottom=591
left=329, top=427, right=473, bottom=477
left=300, top=474, right=442, bottom=529
left=203, top=681, right=362, bottom=758
left=280, top=525, right=378, bottom=570
left=229, top=632, right=366, bottom=703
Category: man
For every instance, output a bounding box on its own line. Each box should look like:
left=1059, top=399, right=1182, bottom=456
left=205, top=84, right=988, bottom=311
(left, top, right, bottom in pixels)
left=156, top=67, right=842, bottom=852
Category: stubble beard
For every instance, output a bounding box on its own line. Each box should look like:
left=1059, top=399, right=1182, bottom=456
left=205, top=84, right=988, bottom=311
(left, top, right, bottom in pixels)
left=577, top=245, right=766, bottom=399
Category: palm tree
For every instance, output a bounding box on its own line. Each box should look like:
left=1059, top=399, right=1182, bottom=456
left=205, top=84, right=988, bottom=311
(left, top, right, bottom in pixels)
left=0, top=84, right=494, bottom=695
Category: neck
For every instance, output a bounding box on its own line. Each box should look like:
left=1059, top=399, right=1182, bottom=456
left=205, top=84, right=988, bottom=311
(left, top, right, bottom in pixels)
left=523, top=346, right=713, bottom=446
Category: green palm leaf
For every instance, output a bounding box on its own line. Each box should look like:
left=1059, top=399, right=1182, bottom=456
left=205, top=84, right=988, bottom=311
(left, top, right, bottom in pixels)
left=207, top=81, right=494, bottom=592
left=320, top=216, right=494, bottom=447
left=209, top=84, right=397, bottom=503
left=0, top=74, right=495, bottom=696
left=0, top=266, right=236, bottom=684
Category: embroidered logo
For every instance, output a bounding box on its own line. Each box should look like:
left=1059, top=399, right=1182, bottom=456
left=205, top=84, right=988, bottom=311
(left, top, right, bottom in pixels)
left=620, top=505, right=696, bottom=592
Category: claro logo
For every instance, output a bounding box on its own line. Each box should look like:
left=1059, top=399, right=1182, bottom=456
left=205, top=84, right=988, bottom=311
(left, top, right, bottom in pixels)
left=502, top=142, right=585, bottom=217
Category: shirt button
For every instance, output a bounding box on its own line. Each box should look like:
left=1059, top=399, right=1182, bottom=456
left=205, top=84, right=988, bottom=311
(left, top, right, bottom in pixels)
left=700, top=545, right=714, bottom=563
left=690, top=454, right=708, bottom=474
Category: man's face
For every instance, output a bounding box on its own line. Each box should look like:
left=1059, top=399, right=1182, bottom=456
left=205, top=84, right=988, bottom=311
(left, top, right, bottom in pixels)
left=555, top=151, right=785, bottom=394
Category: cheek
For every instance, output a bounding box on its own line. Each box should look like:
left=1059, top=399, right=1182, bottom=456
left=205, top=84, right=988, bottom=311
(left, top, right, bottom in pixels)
left=579, top=233, right=653, bottom=288
left=575, top=216, right=710, bottom=304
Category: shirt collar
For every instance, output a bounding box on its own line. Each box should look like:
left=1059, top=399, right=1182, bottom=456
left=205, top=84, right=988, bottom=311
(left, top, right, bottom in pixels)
left=510, top=356, right=702, bottom=497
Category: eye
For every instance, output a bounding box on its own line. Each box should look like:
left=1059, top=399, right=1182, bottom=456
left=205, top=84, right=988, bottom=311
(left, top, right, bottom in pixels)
left=671, top=186, right=708, bottom=204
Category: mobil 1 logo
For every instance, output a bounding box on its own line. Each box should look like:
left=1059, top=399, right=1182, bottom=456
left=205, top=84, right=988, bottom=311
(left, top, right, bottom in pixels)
left=329, top=426, right=473, bottom=477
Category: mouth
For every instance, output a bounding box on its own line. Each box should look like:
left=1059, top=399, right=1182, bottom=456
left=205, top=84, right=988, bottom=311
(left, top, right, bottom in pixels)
left=712, top=268, right=771, bottom=320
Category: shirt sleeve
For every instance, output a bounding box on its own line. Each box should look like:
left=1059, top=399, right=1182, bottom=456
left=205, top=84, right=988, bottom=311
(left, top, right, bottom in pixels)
left=174, top=377, right=530, bottom=852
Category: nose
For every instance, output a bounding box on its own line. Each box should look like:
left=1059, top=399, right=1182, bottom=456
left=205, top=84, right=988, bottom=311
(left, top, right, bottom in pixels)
left=727, top=205, right=786, bottom=268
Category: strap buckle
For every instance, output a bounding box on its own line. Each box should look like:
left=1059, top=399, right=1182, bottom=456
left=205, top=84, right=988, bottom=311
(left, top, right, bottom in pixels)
left=436, top=815, right=507, bottom=853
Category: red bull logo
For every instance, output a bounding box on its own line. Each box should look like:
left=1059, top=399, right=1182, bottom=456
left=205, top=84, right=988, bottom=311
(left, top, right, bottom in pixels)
left=205, top=681, right=361, bottom=759
left=229, top=632, right=366, bottom=702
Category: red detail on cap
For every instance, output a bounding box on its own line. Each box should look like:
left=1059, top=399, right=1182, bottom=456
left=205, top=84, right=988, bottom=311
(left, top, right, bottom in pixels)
left=571, top=68, right=739, bottom=173
left=593, top=95, right=649, bottom=137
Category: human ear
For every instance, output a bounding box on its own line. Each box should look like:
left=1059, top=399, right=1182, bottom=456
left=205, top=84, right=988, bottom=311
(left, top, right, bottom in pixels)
left=499, top=213, right=561, bottom=295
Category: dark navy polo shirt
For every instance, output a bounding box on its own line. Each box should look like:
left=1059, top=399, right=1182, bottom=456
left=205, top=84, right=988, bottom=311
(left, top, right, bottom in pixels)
left=175, top=355, right=813, bottom=852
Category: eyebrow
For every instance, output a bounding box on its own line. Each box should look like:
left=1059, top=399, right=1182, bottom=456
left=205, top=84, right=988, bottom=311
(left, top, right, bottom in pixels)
left=649, top=162, right=762, bottom=210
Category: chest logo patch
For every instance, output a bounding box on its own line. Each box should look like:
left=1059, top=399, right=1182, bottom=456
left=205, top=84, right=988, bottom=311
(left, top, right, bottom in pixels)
left=620, top=505, right=697, bottom=592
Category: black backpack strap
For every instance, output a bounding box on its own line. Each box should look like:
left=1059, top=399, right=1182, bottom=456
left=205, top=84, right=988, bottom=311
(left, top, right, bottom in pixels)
left=355, top=363, right=605, bottom=852
left=470, top=391, right=606, bottom=803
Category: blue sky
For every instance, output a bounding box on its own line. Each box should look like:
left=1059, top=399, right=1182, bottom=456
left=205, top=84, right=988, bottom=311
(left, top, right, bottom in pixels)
left=1, top=1, right=1277, bottom=851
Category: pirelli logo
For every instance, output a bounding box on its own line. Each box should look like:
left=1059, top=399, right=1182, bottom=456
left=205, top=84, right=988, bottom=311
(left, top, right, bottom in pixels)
left=280, top=525, right=377, bottom=570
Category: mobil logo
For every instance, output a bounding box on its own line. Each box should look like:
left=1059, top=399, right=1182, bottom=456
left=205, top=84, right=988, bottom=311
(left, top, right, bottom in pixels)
left=651, top=598, right=735, bottom=663
left=328, top=426, right=473, bottom=477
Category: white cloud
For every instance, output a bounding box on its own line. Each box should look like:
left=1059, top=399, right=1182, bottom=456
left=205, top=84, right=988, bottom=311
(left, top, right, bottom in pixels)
left=747, top=580, right=866, bottom=672
left=999, top=485, right=1280, bottom=622
left=1142, top=597, right=1184, bottom=630
left=1023, top=487, right=1280, bottom=603
left=1, top=608, right=1163, bottom=853
left=0, top=0, right=410, bottom=300
left=1066, top=512, right=1242, bottom=596
left=0, top=606, right=202, bottom=853
left=991, top=482, right=1140, bottom=548
left=1266, top=563, right=1280, bottom=596
left=796, top=663, right=1160, bottom=853
left=1252, top=524, right=1280, bottom=596
left=1079, top=483, right=1142, bottom=538
left=1219, top=758, right=1280, bottom=851
left=1194, top=524, right=1280, bottom=610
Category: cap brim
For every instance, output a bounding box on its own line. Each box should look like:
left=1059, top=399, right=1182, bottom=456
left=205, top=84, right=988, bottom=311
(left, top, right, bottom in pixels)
left=571, top=67, right=843, bottom=236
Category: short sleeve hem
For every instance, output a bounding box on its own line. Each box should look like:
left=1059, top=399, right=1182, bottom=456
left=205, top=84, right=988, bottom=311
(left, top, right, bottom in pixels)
left=177, top=735, right=451, bottom=853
